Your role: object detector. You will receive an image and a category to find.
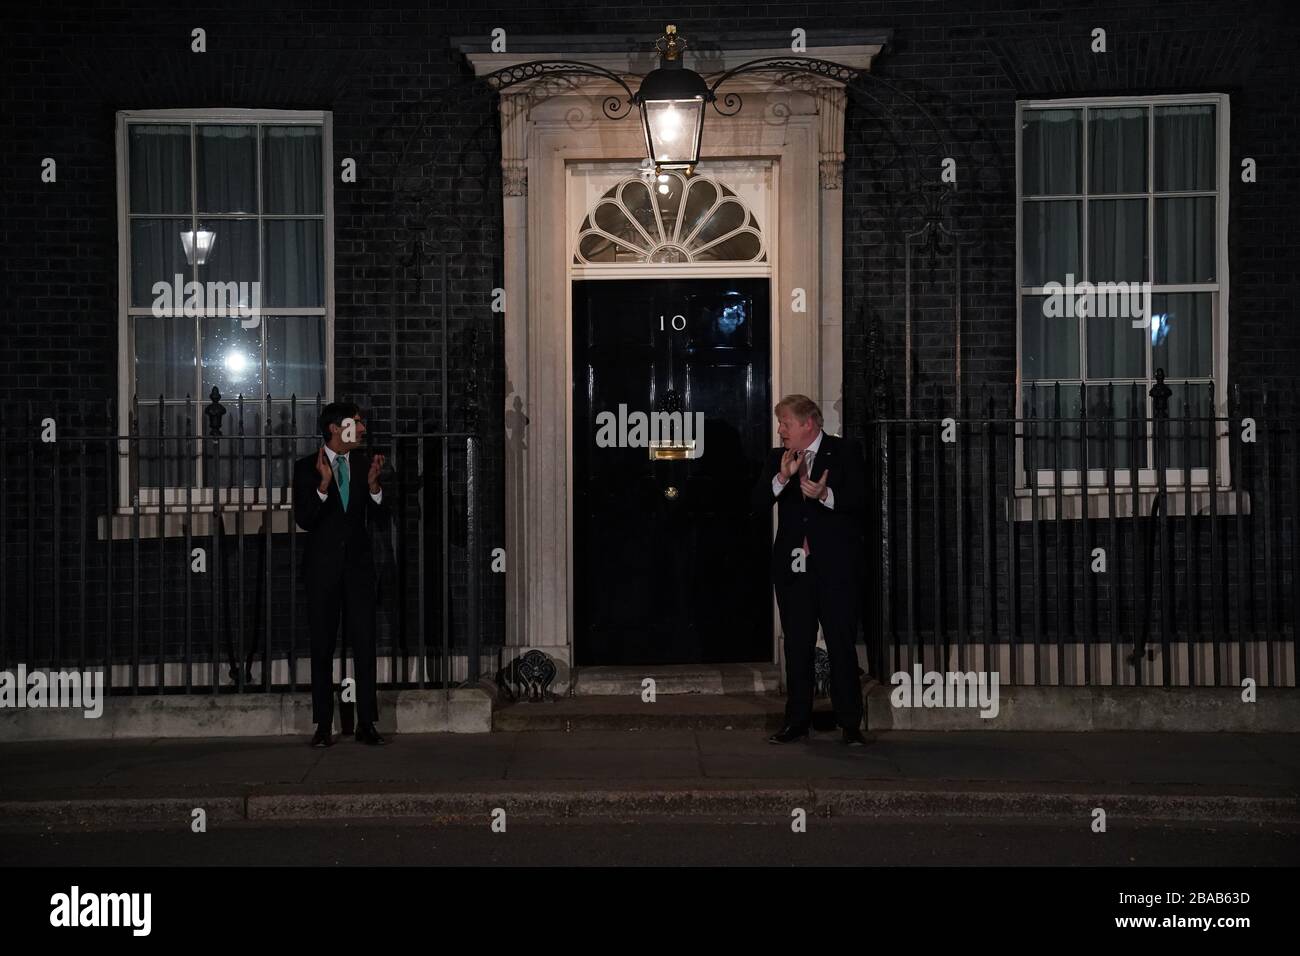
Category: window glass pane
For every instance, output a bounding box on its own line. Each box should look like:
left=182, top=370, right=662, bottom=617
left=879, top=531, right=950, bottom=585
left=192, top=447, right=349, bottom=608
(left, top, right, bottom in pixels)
left=1086, top=310, right=1146, bottom=379
left=134, top=316, right=196, bottom=399
left=1152, top=292, right=1213, bottom=378
left=267, top=316, right=326, bottom=400
left=267, top=401, right=319, bottom=487
left=197, top=125, right=257, bottom=213
left=1022, top=295, right=1079, bottom=381
left=129, top=125, right=191, bottom=214
left=577, top=232, right=632, bottom=263
left=694, top=231, right=762, bottom=261
left=135, top=403, right=193, bottom=488
left=692, top=199, right=746, bottom=247
left=593, top=201, right=650, bottom=250
left=263, top=220, right=324, bottom=307
left=691, top=199, right=743, bottom=248
left=1084, top=384, right=1146, bottom=469
left=654, top=173, right=684, bottom=238
left=1089, top=107, right=1147, bottom=194
left=201, top=319, right=263, bottom=400
left=1164, top=382, right=1213, bottom=469
left=1155, top=197, right=1215, bottom=282
left=1022, top=109, right=1081, bottom=195
left=680, top=179, right=718, bottom=240
left=197, top=218, right=258, bottom=309
left=131, top=219, right=192, bottom=307
left=1021, top=384, right=1082, bottom=471
left=618, top=180, right=658, bottom=238
left=1022, top=201, right=1081, bottom=286
left=1088, top=199, right=1147, bottom=283
left=262, top=126, right=322, bottom=214
left=203, top=402, right=265, bottom=489
left=1154, top=105, right=1215, bottom=192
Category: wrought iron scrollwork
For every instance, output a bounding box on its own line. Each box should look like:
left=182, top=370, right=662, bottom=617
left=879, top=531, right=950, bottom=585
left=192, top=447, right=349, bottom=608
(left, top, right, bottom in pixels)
left=705, top=56, right=861, bottom=116
left=483, top=60, right=637, bottom=120
left=813, top=646, right=831, bottom=698
left=713, top=90, right=743, bottom=117
left=496, top=649, right=558, bottom=702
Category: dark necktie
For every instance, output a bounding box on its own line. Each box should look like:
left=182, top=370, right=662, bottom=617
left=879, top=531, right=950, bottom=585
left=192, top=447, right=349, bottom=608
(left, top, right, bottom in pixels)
left=335, top=456, right=350, bottom=511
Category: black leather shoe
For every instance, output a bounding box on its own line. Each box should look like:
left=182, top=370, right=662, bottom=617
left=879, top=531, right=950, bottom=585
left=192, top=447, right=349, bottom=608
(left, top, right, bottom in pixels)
left=355, top=722, right=388, bottom=746
left=310, top=724, right=333, bottom=748
left=841, top=727, right=870, bottom=747
left=768, top=724, right=810, bottom=744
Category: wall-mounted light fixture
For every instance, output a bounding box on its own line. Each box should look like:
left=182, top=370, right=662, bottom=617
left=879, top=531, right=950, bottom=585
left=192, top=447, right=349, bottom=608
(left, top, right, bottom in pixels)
left=633, top=25, right=712, bottom=173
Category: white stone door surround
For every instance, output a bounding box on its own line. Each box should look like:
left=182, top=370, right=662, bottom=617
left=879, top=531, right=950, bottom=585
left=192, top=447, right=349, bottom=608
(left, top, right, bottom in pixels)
left=460, top=33, right=885, bottom=670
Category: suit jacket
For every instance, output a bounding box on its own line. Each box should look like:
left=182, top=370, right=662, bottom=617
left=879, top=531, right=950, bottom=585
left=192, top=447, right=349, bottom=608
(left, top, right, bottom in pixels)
left=749, top=433, right=865, bottom=583
left=292, top=449, right=389, bottom=584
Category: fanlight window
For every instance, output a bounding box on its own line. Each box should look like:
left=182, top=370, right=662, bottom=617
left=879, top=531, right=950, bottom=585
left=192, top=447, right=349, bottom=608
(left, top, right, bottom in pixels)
left=574, top=172, right=765, bottom=264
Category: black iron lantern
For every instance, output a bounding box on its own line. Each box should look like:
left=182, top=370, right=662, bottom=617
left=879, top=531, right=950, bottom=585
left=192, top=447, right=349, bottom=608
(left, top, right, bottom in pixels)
left=634, top=25, right=712, bottom=172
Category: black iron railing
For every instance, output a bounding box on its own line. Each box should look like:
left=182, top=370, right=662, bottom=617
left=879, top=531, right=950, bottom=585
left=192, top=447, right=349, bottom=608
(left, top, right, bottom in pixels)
left=0, top=391, right=491, bottom=697
left=866, top=372, right=1299, bottom=688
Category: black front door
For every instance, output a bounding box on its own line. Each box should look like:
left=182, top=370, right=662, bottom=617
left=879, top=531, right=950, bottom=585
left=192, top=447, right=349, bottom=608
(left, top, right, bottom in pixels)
left=573, top=278, right=772, bottom=666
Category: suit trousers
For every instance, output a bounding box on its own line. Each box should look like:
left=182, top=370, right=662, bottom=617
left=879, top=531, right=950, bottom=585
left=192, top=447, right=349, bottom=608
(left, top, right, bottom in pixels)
left=774, top=557, right=863, bottom=731
left=307, top=570, right=379, bottom=727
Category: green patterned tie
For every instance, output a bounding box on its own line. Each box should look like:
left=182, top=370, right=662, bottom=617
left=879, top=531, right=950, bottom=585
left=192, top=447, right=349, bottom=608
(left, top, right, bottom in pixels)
left=335, top=455, right=350, bottom=511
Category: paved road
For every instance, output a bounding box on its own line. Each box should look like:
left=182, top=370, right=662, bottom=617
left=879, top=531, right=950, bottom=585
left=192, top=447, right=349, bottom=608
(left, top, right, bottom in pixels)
left=3, top=817, right=1297, bottom=866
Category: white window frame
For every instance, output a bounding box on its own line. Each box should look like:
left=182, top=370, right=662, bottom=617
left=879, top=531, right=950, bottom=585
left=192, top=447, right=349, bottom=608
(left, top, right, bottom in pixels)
left=1014, top=93, right=1230, bottom=497
left=114, top=108, right=335, bottom=512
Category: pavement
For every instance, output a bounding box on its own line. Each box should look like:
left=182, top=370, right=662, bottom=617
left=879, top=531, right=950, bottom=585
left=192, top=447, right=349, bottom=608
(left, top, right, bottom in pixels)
left=0, top=724, right=1296, bottom=829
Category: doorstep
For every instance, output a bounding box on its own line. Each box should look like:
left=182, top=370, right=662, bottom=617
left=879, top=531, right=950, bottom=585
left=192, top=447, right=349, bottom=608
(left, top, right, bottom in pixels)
left=569, top=662, right=781, bottom=696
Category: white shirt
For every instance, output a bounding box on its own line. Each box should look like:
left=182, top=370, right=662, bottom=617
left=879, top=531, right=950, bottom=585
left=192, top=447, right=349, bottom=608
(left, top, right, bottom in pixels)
left=317, top=444, right=383, bottom=505
left=772, top=429, right=835, bottom=509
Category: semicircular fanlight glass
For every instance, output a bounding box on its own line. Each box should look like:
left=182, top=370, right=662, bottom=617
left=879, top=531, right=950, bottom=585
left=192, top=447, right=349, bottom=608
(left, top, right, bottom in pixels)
left=574, top=173, right=765, bottom=264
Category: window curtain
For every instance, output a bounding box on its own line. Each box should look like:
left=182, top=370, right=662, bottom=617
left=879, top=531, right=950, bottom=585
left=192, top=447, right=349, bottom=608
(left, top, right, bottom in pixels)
left=262, top=127, right=322, bottom=214
left=1155, top=106, right=1215, bottom=191
left=1022, top=110, right=1080, bottom=195
left=198, top=125, right=256, bottom=213
left=129, top=125, right=189, bottom=214
left=1156, top=107, right=1216, bottom=284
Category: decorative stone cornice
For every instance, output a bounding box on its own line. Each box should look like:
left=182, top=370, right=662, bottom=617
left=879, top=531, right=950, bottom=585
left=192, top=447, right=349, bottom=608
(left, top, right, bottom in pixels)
left=456, top=33, right=889, bottom=93
left=454, top=30, right=890, bottom=74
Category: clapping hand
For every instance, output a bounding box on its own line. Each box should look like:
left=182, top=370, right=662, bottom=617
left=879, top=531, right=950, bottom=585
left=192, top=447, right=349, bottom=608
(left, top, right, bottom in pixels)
left=315, top=447, right=333, bottom=493
left=801, top=468, right=829, bottom=502
left=779, top=448, right=800, bottom=483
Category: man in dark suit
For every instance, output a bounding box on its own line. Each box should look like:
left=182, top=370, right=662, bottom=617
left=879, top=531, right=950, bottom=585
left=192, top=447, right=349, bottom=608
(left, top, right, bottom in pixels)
left=750, top=394, right=868, bottom=746
left=293, top=401, right=389, bottom=747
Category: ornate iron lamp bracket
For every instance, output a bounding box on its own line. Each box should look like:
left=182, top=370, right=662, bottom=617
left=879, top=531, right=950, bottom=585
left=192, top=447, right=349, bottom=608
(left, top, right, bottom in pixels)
left=483, top=60, right=638, bottom=120
left=481, top=54, right=866, bottom=122
left=704, top=56, right=860, bottom=115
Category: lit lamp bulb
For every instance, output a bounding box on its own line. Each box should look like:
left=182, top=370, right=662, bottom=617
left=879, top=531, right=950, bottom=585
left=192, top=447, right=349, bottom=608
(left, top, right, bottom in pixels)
left=658, top=106, right=681, bottom=142
left=180, top=229, right=216, bottom=266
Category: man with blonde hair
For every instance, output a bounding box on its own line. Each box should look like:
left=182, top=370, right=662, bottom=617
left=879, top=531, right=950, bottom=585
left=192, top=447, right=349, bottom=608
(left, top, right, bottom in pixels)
left=750, top=395, right=868, bottom=745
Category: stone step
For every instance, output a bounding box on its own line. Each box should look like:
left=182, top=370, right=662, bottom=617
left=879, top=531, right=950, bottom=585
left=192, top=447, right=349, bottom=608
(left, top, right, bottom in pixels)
left=570, top=663, right=781, bottom=697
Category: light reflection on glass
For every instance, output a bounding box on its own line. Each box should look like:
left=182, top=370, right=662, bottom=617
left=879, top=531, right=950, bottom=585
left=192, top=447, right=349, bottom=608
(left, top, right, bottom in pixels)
left=716, top=300, right=746, bottom=336
left=180, top=229, right=216, bottom=265
left=224, top=350, right=250, bottom=379
left=1151, top=312, right=1170, bottom=347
